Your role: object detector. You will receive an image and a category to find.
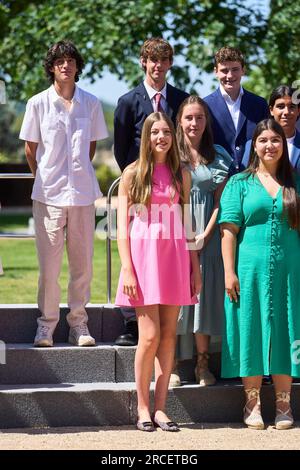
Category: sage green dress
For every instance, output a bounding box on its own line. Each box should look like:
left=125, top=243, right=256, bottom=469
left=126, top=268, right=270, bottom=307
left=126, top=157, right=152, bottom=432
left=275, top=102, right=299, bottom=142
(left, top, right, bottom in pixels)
left=176, top=145, right=231, bottom=360
left=218, top=172, right=300, bottom=378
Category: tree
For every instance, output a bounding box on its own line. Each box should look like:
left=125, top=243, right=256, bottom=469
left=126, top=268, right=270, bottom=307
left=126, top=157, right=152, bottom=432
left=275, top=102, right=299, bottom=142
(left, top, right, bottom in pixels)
left=245, top=0, right=300, bottom=98
left=0, top=103, right=23, bottom=161
left=0, top=0, right=267, bottom=101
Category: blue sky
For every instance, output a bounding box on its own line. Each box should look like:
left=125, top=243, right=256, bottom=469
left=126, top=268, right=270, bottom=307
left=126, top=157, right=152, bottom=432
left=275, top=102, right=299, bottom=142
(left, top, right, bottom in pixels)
left=78, top=69, right=215, bottom=107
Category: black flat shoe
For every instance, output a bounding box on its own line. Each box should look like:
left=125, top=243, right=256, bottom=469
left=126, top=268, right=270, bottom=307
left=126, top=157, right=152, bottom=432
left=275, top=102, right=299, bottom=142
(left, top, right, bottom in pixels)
left=136, top=421, right=155, bottom=432
left=153, top=417, right=180, bottom=432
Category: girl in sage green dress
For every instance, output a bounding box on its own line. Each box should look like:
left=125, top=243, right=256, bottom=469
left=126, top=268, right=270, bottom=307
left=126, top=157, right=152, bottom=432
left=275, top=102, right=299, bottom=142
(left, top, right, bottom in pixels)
left=171, top=96, right=231, bottom=387
left=219, top=119, right=300, bottom=430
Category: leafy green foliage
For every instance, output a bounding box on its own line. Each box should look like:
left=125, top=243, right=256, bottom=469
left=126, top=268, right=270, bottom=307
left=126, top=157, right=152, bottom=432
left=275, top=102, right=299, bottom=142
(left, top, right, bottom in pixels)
left=0, top=103, right=23, bottom=159
left=249, top=0, right=300, bottom=97
left=95, top=164, right=120, bottom=195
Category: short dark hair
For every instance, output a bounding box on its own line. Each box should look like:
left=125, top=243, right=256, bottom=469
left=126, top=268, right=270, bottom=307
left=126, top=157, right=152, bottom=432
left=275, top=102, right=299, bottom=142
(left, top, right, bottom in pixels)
left=140, top=38, right=173, bottom=71
left=269, top=85, right=299, bottom=108
left=44, top=40, right=84, bottom=83
left=214, top=46, right=245, bottom=68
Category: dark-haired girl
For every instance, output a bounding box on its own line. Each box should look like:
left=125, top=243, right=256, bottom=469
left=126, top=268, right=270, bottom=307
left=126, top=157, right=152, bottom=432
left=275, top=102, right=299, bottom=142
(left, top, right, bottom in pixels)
left=219, top=119, right=300, bottom=430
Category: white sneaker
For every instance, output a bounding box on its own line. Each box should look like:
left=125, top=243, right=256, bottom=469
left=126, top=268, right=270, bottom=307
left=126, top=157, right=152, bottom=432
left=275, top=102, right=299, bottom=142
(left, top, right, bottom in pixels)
left=68, top=324, right=95, bottom=346
left=34, top=325, right=53, bottom=347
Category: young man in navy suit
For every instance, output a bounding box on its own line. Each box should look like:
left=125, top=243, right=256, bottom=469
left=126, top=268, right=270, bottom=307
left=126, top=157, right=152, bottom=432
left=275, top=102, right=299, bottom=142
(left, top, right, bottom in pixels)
left=114, top=38, right=189, bottom=345
left=204, top=46, right=269, bottom=174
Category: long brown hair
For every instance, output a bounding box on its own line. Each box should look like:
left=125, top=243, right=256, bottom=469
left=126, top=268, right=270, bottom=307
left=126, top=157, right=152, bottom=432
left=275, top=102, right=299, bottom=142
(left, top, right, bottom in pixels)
left=129, top=112, right=184, bottom=209
left=176, top=95, right=216, bottom=164
left=246, top=119, right=300, bottom=231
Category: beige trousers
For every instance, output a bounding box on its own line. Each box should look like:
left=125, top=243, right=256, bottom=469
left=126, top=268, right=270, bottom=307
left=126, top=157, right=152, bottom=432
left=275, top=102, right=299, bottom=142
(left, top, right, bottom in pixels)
left=33, top=201, right=95, bottom=331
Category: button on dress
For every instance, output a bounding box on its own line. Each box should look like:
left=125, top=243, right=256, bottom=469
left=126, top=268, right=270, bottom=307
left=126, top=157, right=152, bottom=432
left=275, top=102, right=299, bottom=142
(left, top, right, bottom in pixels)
left=218, top=173, right=300, bottom=377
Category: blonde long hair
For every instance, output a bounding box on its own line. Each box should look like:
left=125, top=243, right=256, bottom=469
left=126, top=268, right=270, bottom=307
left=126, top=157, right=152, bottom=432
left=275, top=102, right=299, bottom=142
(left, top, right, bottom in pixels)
left=129, top=112, right=184, bottom=208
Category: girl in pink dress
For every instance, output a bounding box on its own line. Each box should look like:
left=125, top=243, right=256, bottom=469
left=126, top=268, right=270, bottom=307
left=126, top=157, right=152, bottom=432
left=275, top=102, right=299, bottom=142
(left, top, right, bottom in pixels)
left=115, top=112, right=201, bottom=432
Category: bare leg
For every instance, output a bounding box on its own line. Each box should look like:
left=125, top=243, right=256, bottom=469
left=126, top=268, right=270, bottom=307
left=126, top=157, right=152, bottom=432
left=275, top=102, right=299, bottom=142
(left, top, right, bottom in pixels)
left=135, top=305, right=160, bottom=422
left=154, top=305, right=180, bottom=422
left=272, top=374, right=293, bottom=416
left=194, top=333, right=216, bottom=385
left=241, top=376, right=264, bottom=429
left=242, top=376, right=263, bottom=413
left=194, top=333, right=210, bottom=353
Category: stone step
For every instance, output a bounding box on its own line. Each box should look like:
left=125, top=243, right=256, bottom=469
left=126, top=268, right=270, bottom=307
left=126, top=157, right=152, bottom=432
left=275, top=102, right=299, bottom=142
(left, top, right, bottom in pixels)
left=0, top=304, right=123, bottom=343
left=0, top=382, right=299, bottom=429
left=0, top=343, right=221, bottom=384
left=0, top=305, right=222, bottom=384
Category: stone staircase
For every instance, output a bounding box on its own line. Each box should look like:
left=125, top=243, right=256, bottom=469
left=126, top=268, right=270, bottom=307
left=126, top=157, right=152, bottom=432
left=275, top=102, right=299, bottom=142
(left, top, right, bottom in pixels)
left=0, top=305, right=299, bottom=429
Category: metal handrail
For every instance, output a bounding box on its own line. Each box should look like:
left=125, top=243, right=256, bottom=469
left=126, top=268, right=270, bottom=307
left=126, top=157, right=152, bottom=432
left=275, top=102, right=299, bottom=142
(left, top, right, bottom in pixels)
left=106, top=177, right=121, bottom=304
left=0, top=173, right=34, bottom=179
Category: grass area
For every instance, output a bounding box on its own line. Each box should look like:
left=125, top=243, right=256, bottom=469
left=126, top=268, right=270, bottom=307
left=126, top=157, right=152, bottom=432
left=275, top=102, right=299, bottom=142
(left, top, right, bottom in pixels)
left=0, top=238, right=120, bottom=304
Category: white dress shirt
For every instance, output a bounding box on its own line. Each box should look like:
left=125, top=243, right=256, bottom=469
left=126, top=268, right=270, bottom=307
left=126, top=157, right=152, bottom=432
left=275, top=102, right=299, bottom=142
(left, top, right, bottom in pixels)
left=220, top=85, right=244, bottom=131
left=143, top=80, right=167, bottom=112
left=19, top=85, right=108, bottom=206
left=286, top=133, right=295, bottom=159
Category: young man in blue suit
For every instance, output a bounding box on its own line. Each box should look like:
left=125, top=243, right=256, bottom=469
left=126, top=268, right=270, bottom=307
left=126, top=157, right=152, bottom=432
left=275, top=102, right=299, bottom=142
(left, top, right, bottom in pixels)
left=114, top=38, right=189, bottom=345
left=242, top=85, right=300, bottom=172
left=204, top=46, right=269, bottom=174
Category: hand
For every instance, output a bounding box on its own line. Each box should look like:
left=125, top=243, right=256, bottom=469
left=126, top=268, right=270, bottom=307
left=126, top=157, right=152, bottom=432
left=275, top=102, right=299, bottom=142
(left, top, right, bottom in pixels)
left=225, top=272, right=240, bottom=302
left=195, top=233, right=205, bottom=251
left=191, top=268, right=202, bottom=297
left=122, top=267, right=139, bottom=300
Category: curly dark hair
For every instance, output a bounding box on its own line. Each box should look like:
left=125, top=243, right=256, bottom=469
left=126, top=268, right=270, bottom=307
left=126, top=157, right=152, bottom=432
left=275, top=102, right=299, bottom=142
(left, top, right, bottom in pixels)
left=44, top=40, right=84, bottom=83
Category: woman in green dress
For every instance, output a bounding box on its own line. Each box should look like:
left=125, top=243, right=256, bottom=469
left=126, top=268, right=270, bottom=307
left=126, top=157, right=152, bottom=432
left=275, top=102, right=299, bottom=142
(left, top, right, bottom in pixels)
left=171, top=95, right=231, bottom=386
left=219, top=119, right=300, bottom=430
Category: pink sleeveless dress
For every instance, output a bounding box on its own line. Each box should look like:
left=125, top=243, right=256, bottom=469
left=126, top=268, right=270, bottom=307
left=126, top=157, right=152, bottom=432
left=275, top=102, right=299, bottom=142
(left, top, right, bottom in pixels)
left=115, top=162, right=197, bottom=307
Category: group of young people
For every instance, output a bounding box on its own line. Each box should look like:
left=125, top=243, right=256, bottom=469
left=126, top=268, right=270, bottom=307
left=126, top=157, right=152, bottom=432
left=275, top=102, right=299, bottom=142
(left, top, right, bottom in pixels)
left=20, top=37, right=300, bottom=433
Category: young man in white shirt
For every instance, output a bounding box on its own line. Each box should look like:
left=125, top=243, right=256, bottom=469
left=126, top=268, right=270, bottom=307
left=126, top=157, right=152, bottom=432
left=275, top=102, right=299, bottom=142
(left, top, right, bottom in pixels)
left=20, top=40, right=108, bottom=347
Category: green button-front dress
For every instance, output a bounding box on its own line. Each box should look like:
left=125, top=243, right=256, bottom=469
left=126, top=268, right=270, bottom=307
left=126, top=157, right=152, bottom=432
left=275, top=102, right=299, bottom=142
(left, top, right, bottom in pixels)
left=218, top=172, right=300, bottom=378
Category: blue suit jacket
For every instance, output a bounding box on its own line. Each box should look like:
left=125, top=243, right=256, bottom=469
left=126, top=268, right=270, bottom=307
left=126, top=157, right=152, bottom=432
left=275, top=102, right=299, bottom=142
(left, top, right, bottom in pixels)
left=204, top=87, right=269, bottom=173
left=241, top=130, right=300, bottom=174
left=114, top=82, right=189, bottom=171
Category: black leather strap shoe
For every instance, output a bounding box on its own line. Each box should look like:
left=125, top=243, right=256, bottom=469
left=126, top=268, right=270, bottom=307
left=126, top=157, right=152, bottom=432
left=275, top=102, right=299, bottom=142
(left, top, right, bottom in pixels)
left=114, top=321, right=138, bottom=346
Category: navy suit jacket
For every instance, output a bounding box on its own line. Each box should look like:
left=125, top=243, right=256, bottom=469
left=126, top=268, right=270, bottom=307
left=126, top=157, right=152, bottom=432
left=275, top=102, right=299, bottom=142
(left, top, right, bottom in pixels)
left=204, top=87, right=269, bottom=173
left=114, top=82, right=189, bottom=171
left=241, top=130, right=300, bottom=174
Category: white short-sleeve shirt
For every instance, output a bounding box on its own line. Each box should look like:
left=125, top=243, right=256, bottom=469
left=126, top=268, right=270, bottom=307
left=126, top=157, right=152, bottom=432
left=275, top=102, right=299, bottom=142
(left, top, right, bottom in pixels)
left=19, top=85, right=108, bottom=206
left=220, top=85, right=244, bottom=131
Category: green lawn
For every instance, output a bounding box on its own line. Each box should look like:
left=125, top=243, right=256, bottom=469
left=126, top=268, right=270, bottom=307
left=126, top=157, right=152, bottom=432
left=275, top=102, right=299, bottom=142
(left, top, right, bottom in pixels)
left=0, top=238, right=120, bottom=304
